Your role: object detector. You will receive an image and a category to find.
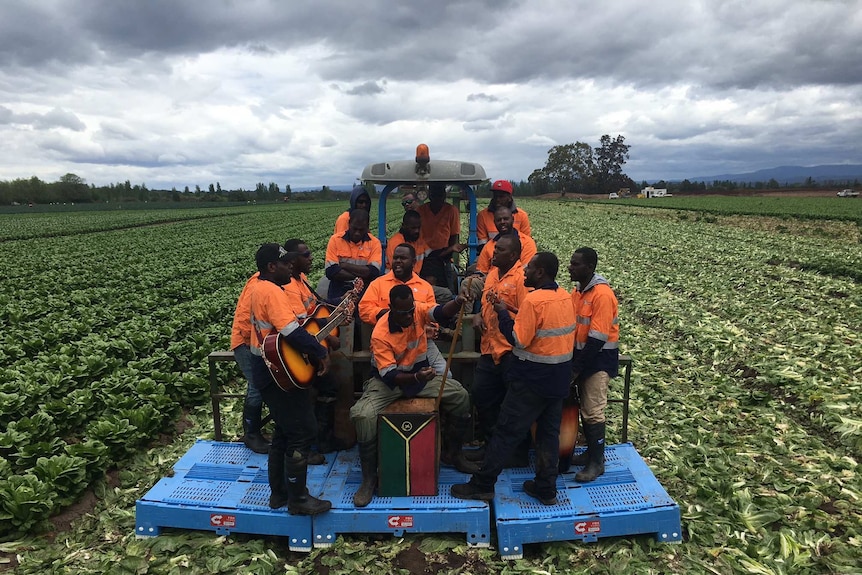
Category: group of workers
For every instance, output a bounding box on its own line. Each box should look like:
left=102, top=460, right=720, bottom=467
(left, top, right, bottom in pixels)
left=230, top=180, right=620, bottom=516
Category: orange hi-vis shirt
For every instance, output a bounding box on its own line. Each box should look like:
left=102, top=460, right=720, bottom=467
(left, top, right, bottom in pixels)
left=249, top=278, right=308, bottom=351
left=230, top=271, right=260, bottom=350
left=480, top=264, right=529, bottom=363
left=386, top=232, right=431, bottom=275
left=476, top=207, right=532, bottom=244
left=417, top=202, right=460, bottom=250
left=572, top=281, right=619, bottom=349
left=358, top=272, right=436, bottom=326
left=475, top=231, right=537, bottom=274
left=511, top=285, right=575, bottom=365
left=325, top=232, right=382, bottom=273
left=325, top=231, right=383, bottom=300
left=497, top=283, right=576, bottom=397
left=282, top=272, right=318, bottom=316
left=334, top=211, right=350, bottom=235
left=571, top=274, right=620, bottom=378
left=370, top=301, right=439, bottom=396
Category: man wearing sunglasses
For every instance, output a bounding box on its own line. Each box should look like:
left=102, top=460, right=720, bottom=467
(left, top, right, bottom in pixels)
left=400, top=192, right=420, bottom=209
left=349, top=284, right=477, bottom=507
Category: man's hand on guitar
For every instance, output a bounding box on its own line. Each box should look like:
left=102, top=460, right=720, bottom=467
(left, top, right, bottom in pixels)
left=317, top=354, right=331, bottom=376
left=486, top=290, right=508, bottom=313
left=325, top=335, right=341, bottom=351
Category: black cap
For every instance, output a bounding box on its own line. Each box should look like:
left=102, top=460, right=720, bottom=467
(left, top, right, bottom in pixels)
left=256, top=242, right=297, bottom=272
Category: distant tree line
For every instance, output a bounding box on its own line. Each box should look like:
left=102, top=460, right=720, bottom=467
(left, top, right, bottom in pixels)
left=0, top=174, right=308, bottom=205
left=5, top=161, right=859, bottom=208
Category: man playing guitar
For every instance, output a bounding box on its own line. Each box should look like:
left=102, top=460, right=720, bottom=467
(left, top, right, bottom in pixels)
left=248, top=243, right=332, bottom=516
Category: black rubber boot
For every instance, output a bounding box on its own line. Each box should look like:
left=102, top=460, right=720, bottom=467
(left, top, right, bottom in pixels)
left=307, top=452, right=326, bottom=465
left=243, top=400, right=270, bottom=454
left=440, top=414, right=480, bottom=474
left=450, top=478, right=495, bottom=501
left=523, top=479, right=558, bottom=505
left=268, top=448, right=289, bottom=509
left=526, top=448, right=558, bottom=505
left=353, top=441, right=377, bottom=508
left=463, top=445, right=486, bottom=462
left=575, top=422, right=606, bottom=483
left=285, top=452, right=331, bottom=516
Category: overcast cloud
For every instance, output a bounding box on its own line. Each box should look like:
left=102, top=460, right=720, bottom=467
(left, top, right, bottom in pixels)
left=1, top=0, right=860, bottom=189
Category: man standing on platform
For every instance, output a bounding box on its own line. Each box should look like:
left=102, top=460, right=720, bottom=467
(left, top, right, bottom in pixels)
left=230, top=269, right=269, bottom=454
left=350, top=285, right=476, bottom=508
left=283, top=238, right=346, bottom=459
left=247, top=244, right=332, bottom=515
left=467, top=234, right=530, bottom=465
left=566, top=247, right=619, bottom=482
left=451, top=252, right=576, bottom=506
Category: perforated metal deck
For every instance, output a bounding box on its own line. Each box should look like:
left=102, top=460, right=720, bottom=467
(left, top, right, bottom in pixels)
left=493, top=442, right=682, bottom=559
left=135, top=441, right=334, bottom=552
left=313, top=448, right=492, bottom=548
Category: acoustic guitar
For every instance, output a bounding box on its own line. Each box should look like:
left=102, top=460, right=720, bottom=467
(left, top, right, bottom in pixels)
left=263, top=278, right=363, bottom=391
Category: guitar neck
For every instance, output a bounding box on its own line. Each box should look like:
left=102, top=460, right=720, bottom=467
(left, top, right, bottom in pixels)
left=314, top=307, right=349, bottom=342
left=314, top=282, right=361, bottom=342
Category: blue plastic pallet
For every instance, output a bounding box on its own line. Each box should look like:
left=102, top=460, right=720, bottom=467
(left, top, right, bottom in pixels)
left=312, top=448, right=491, bottom=549
left=493, top=443, right=682, bottom=559
left=135, top=441, right=334, bottom=552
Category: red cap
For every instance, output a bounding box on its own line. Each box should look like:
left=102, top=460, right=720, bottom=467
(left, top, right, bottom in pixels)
left=491, top=180, right=513, bottom=194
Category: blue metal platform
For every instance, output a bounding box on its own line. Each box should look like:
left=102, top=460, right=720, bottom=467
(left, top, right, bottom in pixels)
left=494, top=443, right=682, bottom=559
left=135, top=441, right=334, bottom=552
left=313, top=448, right=491, bottom=549
left=135, top=441, right=681, bottom=558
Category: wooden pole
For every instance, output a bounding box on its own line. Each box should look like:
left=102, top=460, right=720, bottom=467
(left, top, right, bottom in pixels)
left=435, top=278, right=472, bottom=412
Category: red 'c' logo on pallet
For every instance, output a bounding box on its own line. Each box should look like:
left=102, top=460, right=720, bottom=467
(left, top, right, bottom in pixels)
left=388, top=515, right=414, bottom=528
left=210, top=514, right=237, bottom=528
left=574, top=520, right=601, bottom=534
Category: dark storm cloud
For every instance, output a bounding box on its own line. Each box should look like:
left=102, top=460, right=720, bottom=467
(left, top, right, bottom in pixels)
left=6, top=1, right=860, bottom=91
left=1, top=0, right=860, bottom=187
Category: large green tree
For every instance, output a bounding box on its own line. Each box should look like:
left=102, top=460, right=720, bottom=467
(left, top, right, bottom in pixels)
left=593, top=134, right=631, bottom=194
left=540, top=142, right=595, bottom=195
left=536, top=135, right=632, bottom=195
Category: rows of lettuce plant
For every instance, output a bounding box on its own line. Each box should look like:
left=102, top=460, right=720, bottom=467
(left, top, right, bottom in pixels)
left=0, top=203, right=343, bottom=538
left=607, top=195, right=862, bottom=224
left=527, top=200, right=861, bottom=573
left=2, top=199, right=860, bottom=574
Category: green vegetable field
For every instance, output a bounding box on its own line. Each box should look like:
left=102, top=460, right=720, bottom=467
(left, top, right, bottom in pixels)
left=1, top=198, right=859, bottom=574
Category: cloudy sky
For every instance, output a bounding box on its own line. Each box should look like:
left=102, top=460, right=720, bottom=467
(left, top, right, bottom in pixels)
left=1, top=0, right=860, bottom=190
